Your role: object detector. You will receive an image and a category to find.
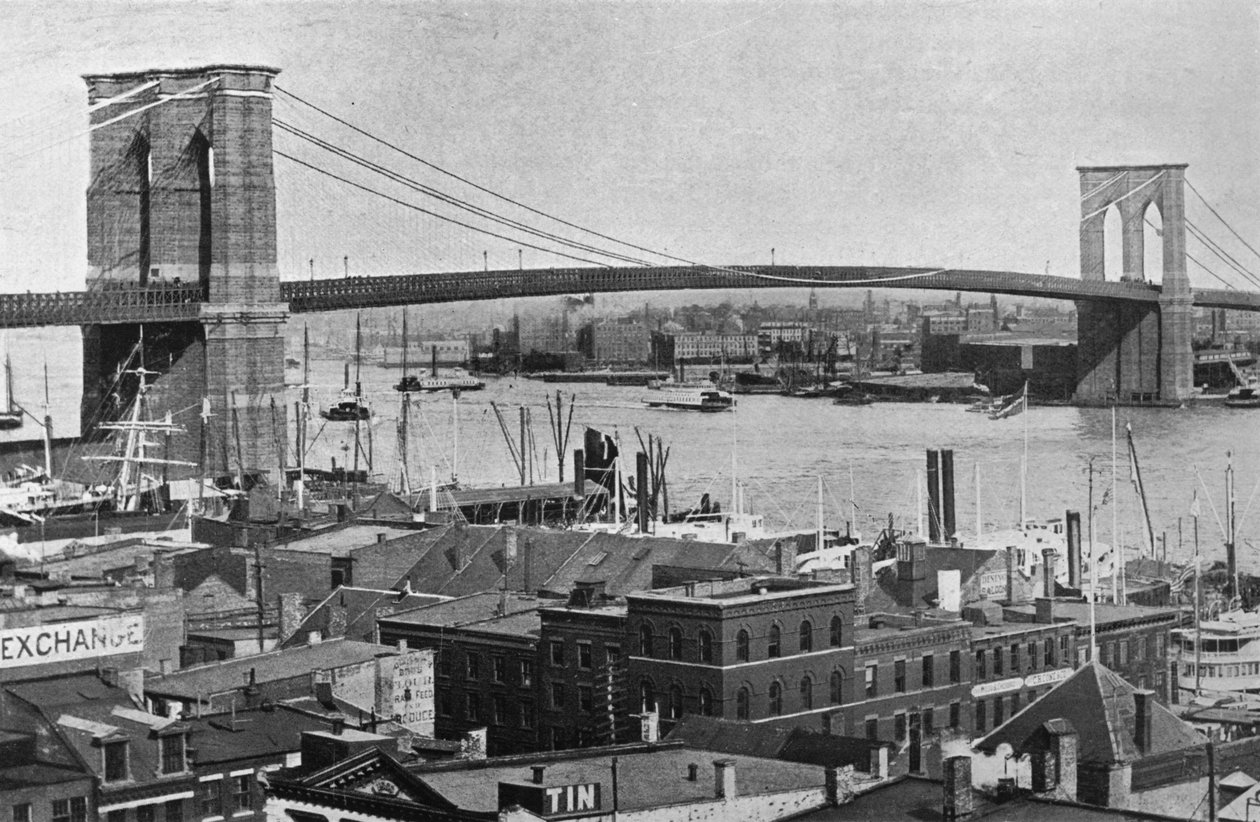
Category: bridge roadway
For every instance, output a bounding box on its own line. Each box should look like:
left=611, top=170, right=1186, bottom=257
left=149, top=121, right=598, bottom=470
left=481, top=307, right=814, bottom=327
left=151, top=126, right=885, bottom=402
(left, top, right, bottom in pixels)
left=1, top=267, right=1258, bottom=327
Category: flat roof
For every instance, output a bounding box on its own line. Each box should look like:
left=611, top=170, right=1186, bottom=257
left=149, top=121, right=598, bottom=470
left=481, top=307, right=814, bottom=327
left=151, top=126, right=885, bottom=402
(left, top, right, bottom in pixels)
left=146, top=639, right=396, bottom=700
left=415, top=746, right=823, bottom=813
left=379, top=592, right=543, bottom=629
left=283, top=524, right=416, bottom=557
left=630, top=577, right=850, bottom=607
left=1006, top=601, right=1181, bottom=626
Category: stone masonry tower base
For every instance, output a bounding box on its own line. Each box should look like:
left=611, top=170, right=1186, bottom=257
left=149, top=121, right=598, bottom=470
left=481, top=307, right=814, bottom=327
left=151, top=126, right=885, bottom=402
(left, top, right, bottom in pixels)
left=83, top=66, right=287, bottom=480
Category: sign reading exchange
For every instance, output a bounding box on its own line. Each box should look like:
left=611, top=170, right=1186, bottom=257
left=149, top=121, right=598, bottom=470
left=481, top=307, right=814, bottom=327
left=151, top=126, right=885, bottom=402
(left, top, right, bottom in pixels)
left=0, top=614, right=145, bottom=666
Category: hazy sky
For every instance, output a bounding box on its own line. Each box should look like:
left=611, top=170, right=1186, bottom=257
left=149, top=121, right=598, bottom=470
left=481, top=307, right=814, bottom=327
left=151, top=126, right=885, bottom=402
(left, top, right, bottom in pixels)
left=1, top=0, right=1258, bottom=295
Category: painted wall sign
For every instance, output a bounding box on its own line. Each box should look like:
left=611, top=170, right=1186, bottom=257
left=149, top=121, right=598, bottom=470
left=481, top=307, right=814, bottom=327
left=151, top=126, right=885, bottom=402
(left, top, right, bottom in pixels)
left=0, top=614, right=145, bottom=665
left=1024, top=667, right=1073, bottom=688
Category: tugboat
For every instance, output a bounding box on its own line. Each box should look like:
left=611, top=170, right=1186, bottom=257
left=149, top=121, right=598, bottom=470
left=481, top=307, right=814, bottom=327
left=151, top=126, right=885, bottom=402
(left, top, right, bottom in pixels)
left=1222, top=360, right=1260, bottom=408
left=321, top=313, right=372, bottom=421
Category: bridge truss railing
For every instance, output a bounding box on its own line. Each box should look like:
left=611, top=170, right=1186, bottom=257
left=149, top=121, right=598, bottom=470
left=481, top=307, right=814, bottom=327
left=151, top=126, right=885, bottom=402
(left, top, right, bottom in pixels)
left=0, top=283, right=207, bottom=328
left=281, top=265, right=1169, bottom=312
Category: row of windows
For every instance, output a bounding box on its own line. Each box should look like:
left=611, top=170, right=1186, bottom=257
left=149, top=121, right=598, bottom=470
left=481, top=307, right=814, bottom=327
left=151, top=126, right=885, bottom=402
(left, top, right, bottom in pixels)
left=99, top=734, right=189, bottom=785
left=641, top=672, right=848, bottom=722
left=439, top=650, right=535, bottom=686
left=1100, top=633, right=1166, bottom=668
left=90, top=776, right=252, bottom=822
left=863, top=651, right=963, bottom=698
left=638, top=616, right=845, bottom=663
left=438, top=690, right=538, bottom=729
left=862, top=703, right=963, bottom=742
left=975, top=636, right=1070, bottom=680
left=549, top=641, right=620, bottom=669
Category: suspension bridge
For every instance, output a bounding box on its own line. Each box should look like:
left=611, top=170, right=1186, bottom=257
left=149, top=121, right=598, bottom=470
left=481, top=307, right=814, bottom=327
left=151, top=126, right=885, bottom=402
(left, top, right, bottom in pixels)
left=3, top=64, right=1260, bottom=476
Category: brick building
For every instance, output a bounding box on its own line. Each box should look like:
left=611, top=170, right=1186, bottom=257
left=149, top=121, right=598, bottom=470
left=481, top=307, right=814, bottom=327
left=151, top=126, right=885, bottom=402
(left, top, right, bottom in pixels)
left=586, top=320, right=649, bottom=363
left=968, top=605, right=1078, bottom=738
left=625, top=578, right=857, bottom=734
left=537, top=592, right=628, bottom=750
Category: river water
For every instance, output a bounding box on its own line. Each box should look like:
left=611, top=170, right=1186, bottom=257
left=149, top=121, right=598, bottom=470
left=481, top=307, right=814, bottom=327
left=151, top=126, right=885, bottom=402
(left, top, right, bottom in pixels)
left=296, top=355, right=1260, bottom=573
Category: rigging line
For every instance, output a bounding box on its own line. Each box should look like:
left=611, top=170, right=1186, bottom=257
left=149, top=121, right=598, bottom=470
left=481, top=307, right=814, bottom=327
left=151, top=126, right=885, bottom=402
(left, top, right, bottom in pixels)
left=7, top=77, right=220, bottom=163
left=274, top=121, right=655, bottom=266
left=1186, top=219, right=1260, bottom=289
left=1186, top=178, right=1260, bottom=265
left=1080, top=172, right=1166, bottom=224
left=1080, top=172, right=1127, bottom=202
left=1192, top=464, right=1228, bottom=542
left=273, top=149, right=613, bottom=268
left=274, top=86, right=696, bottom=266
left=1144, top=216, right=1239, bottom=291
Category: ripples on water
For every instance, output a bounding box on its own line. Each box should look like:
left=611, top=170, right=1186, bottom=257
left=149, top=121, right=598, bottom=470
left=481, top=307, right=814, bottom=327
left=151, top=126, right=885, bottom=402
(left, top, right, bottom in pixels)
left=296, top=358, right=1260, bottom=572
left=3, top=327, right=1253, bottom=573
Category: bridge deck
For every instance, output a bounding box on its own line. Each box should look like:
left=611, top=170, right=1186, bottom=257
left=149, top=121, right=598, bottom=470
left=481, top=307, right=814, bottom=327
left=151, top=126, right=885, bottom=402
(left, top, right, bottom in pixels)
left=0, top=267, right=1257, bottom=327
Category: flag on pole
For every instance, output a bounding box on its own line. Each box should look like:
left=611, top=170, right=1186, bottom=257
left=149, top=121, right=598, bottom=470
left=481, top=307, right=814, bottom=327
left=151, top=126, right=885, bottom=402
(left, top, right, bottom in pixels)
left=1169, top=561, right=1197, bottom=593
left=988, top=382, right=1027, bottom=420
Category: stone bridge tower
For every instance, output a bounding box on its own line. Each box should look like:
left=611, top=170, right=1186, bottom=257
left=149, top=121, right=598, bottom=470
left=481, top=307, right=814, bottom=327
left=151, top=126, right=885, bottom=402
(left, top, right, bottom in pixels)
left=1075, top=164, right=1194, bottom=403
left=81, top=65, right=288, bottom=480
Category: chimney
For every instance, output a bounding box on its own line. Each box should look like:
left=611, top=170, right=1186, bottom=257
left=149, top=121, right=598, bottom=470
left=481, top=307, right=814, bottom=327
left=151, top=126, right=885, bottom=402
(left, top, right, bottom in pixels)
left=852, top=545, right=873, bottom=616
left=898, top=538, right=927, bottom=582
left=1042, top=548, right=1056, bottom=598
left=1033, top=719, right=1079, bottom=800
left=522, top=539, right=534, bottom=594
left=573, top=449, right=585, bottom=497
left=118, top=668, right=145, bottom=707
left=277, top=591, right=305, bottom=644
left=714, top=759, right=737, bottom=800
left=504, top=529, right=518, bottom=567
left=868, top=745, right=889, bottom=779
left=1005, top=545, right=1018, bottom=603
left=636, top=451, right=650, bottom=533
left=1035, top=597, right=1055, bottom=624
left=531, top=765, right=546, bottom=784
left=942, top=754, right=974, bottom=821
left=376, top=532, right=388, bottom=544
left=687, top=763, right=699, bottom=781
left=152, top=549, right=175, bottom=589
left=926, top=450, right=942, bottom=543
left=1133, top=689, right=1155, bottom=754
left=941, top=449, right=956, bottom=542
left=331, top=714, right=345, bottom=736
left=1066, top=511, right=1082, bottom=588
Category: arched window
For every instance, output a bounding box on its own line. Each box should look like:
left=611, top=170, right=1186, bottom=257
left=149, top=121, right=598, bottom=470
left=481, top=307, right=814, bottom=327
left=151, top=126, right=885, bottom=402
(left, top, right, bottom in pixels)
left=830, top=670, right=844, bottom=705
left=799, top=620, right=813, bottom=653
left=830, top=615, right=843, bottom=647
left=768, top=625, right=781, bottom=658
left=800, top=676, right=813, bottom=711
left=668, top=627, right=683, bottom=660
left=768, top=681, right=782, bottom=716
left=638, top=623, right=653, bottom=657
left=699, top=687, right=714, bottom=716
left=668, top=685, right=683, bottom=720
left=736, top=629, right=750, bottom=662
left=639, top=679, right=655, bottom=713
left=736, top=687, right=750, bottom=720
left=698, top=629, right=713, bottom=663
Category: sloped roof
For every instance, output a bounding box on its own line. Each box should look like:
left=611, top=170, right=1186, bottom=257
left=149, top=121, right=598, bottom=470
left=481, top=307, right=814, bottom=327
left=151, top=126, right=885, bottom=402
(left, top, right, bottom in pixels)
left=282, top=585, right=449, bottom=648
left=976, top=661, right=1202, bottom=764
left=183, top=705, right=338, bottom=765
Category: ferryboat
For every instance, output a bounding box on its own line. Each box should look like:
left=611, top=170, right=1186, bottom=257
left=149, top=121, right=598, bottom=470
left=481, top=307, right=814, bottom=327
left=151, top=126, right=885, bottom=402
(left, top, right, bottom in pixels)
left=1224, top=384, right=1260, bottom=409
left=641, top=381, right=734, bottom=412
left=320, top=388, right=372, bottom=421
left=395, top=369, right=485, bottom=393
left=1174, top=609, right=1260, bottom=696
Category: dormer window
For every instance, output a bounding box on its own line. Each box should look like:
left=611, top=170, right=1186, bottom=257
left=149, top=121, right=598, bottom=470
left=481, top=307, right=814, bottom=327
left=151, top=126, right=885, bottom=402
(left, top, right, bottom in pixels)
left=158, top=732, right=187, bottom=775
left=103, top=739, right=130, bottom=783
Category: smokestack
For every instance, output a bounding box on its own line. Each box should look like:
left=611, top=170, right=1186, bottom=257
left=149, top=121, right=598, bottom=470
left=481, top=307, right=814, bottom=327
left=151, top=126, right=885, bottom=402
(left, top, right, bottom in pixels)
left=636, top=451, right=650, bottom=533
left=432, top=345, right=438, bottom=376
left=926, top=450, right=941, bottom=543
left=941, top=449, right=956, bottom=542
left=1133, top=690, right=1154, bottom=754
left=573, top=449, right=585, bottom=497
left=1006, top=546, right=1017, bottom=603
left=522, top=539, right=534, bottom=594
left=1042, top=548, right=1056, bottom=598
left=1066, top=511, right=1082, bottom=588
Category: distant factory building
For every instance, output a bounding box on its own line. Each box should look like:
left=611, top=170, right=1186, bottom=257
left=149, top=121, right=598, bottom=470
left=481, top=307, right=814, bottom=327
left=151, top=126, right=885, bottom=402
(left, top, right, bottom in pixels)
left=584, top=319, right=649, bottom=363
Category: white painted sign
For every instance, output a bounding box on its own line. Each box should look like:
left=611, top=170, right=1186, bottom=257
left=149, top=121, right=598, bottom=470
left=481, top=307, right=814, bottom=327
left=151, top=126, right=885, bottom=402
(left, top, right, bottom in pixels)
left=1024, top=667, right=1073, bottom=689
left=971, top=667, right=1074, bottom=698
left=0, top=614, right=145, bottom=666
left=972, top=676, right=1023, bottom=698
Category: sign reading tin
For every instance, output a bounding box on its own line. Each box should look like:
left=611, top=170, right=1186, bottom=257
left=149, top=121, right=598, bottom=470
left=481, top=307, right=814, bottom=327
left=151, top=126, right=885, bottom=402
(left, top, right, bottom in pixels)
left=0, top=614, right=145, bottom=666
left=498, top=782, right=602, bottom=817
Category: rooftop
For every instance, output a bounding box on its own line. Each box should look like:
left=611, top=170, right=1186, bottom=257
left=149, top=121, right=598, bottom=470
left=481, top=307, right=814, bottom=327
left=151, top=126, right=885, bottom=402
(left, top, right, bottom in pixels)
left=145, top=639, right=397, bottom=700
left=1005, top=600, right=1181, bottom=626
left=413, top=745, right=824, bottom=813
left=379, top=591, right=543, bottom=629
left=629, top=576, right=850, bottom=607
left=283, top=523, right=417, bottom=557
left=183, top=705, right=338, bottom=765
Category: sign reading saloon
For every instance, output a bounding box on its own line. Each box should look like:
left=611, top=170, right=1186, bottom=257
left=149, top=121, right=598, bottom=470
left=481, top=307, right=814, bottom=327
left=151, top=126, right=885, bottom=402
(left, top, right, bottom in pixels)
left=0, top=615, right=145, bottom=666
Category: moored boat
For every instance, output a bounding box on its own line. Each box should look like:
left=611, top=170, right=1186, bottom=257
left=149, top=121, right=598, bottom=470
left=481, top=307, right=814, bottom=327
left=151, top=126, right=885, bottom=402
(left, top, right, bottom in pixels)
left=395, top=370, right=485, bottom=393
left=1174, top=609, right=1260, bottom=696
left=1224, top=385, right=1260, bottom=408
